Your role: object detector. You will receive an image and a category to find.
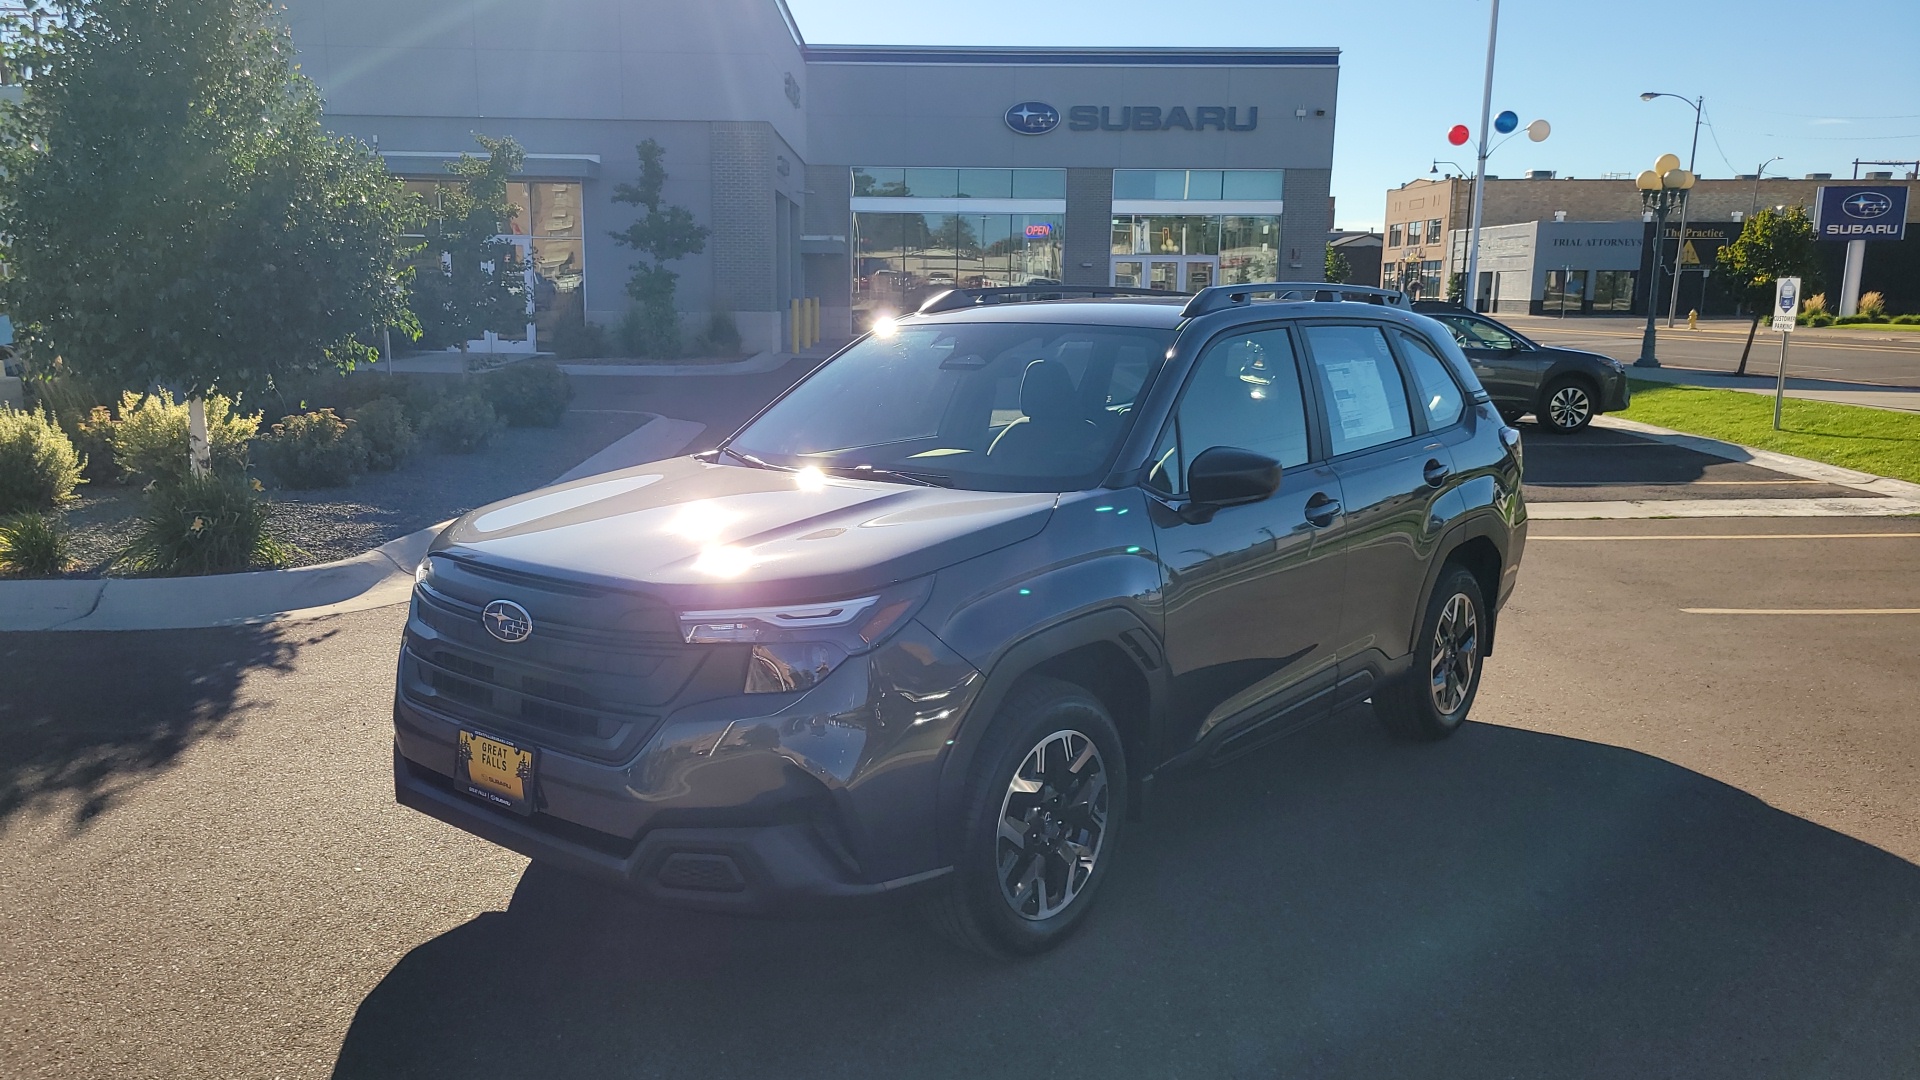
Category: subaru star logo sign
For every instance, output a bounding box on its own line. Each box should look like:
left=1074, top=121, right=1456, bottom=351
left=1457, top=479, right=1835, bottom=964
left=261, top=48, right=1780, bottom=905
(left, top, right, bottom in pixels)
left=1843, top=191, right=1894, bottom=219
left=1005, top=101, right=1060, bottom=135
left=482, top=599, right=533, bottom=643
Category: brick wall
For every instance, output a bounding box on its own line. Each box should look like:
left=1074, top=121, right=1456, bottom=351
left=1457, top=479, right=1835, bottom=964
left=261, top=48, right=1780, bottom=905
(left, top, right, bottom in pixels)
left=709, top=122, right=776, bottom=314
left=1278, top=167, right=1333, bottom=277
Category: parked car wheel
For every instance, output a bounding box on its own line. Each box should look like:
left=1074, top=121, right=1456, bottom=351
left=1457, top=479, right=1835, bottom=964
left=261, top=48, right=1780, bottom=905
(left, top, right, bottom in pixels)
left=923, top=677, right=1127, bottom=957
left=1375, top=565, right=1486, bottom=741
left=1538, top=376, right=1597, bottom=433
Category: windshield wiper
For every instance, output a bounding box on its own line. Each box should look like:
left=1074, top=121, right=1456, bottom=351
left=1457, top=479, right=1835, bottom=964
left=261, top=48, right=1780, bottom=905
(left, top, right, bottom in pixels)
left=825, top=465, right=949, bottom=488
left=718, top=445, right=786, bottom=471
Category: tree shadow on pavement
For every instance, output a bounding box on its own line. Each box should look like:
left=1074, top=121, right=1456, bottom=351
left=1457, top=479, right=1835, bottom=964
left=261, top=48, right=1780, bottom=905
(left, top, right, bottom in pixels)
left=331, top=709, right=1920, bottom=1080
left=0, top=624, right=322, bottom=829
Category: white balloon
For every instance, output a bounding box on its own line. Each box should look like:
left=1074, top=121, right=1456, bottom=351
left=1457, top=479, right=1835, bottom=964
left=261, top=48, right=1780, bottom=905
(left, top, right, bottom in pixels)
left=1527, top=119, right=1552, bottom=142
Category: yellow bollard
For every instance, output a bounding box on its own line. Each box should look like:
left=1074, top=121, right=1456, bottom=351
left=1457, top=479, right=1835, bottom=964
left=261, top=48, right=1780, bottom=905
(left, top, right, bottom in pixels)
left=808, top=297, right=820, bottom=347
left=790, top=298, right=801, bottom=353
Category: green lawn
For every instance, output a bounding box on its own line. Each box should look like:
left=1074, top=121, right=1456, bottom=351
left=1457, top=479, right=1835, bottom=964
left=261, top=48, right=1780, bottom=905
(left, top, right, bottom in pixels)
left=1619, top=381, right=1920, bottom=485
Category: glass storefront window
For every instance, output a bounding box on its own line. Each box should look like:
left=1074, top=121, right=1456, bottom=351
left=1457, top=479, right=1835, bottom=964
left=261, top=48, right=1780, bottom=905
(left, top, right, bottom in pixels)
left=852, top=211, right=1064, bottom=326
left=1593, top=270, right=1636, bottom=312
left=853, top=168, right=1066, bottom=200
left=403, top=177, right=587, bottom=348
left=1114, top=169, right=1283, bottom=201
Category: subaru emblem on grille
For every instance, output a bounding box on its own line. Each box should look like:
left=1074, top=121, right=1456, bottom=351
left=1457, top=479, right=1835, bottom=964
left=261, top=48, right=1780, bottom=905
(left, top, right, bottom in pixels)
left=482, top=600, right=534, bottom=643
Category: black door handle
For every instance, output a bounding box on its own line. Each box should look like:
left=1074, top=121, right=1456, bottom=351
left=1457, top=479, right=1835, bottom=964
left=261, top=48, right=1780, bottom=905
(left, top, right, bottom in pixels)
left=1423, top=459, right=1452, bottom=487
left=1304, top=492, right=1341, bottom=527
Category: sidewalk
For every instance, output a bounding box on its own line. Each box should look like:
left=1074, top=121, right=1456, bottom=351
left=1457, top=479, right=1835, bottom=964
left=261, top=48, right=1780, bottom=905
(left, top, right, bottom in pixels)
left=1628, top=365, right=1920, bottom=414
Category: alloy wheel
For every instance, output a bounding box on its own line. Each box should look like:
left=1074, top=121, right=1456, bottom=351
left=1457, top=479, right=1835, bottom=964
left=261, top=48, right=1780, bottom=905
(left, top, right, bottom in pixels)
left=1429, top=592, right=1479, bottom=714
left=995, top=729, right=1110, bottom=921
left=1547, top=385, right=1592, bottom=430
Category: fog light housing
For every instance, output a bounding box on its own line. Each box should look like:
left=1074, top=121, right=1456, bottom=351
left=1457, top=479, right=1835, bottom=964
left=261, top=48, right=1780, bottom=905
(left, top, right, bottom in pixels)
left=746, top=642, right=847, bottom=694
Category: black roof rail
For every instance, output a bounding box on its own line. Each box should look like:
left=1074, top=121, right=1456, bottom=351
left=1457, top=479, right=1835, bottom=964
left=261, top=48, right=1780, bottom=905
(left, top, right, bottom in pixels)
left=1180, top=281, right=1410, bottom=318
left=917, top=284, right=1177, bottom=314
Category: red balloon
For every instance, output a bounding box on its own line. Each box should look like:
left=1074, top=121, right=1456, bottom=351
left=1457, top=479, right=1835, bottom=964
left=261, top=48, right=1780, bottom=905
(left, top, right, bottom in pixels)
left=1448, top=124, right=1470, bottom=146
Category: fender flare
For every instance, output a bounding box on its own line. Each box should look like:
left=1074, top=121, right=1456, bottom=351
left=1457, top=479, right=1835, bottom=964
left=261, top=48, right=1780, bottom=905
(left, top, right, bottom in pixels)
left=1406, top=511, right=1511, bottom=658
left=933, top=606, right=1166, bottom=863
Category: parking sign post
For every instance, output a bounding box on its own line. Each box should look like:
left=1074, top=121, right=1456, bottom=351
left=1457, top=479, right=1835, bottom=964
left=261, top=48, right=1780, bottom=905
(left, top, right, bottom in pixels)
left=1772, top=276, right=1799, bottom=430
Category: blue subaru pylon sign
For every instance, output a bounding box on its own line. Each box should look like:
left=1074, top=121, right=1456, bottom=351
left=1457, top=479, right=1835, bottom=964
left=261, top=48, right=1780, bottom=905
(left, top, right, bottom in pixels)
left=1813, top=185, right=1908, bottom=241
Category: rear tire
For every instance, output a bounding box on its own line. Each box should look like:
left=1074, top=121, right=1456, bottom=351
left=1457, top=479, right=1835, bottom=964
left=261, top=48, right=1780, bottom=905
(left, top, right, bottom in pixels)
left=922, top=677, right=1127, bottom=958
left=1538, top=376, right=1596, bottom=433
left=1375, top=565, right=1487, bottom=741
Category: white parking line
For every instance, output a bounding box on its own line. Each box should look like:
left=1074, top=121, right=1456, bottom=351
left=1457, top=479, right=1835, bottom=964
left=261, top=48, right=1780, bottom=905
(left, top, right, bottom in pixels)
left=1529, top=497, right=1920, bottom=519
left=1534, top=532, right=1920, bottom=541
left=1683, top=607, right=1920, bottom=615
left=1530, top=480, right=1819, bottom=487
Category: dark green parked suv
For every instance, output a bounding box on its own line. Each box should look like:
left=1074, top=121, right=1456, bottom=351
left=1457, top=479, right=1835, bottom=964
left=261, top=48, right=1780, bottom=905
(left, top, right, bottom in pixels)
left=392, top=282, right=1529, bottom=957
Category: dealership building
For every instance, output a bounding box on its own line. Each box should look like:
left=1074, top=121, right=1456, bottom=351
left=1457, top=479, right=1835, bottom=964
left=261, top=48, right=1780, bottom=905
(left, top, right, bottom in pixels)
left=284, top=0, right=1339, bottom=351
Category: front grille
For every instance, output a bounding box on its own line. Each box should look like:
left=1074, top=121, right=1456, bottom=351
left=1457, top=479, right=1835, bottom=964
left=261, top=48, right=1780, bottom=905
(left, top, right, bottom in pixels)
left=398, top=567, right=746, bottom=763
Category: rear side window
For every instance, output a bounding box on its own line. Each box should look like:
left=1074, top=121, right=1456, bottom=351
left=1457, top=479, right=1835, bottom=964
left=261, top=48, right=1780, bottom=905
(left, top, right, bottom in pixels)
left=1301, top=324, right=1414, bottom=456
left=1146, top=328, right=1310, bottom=496
left=1396, top=331, right=1465, bottom=429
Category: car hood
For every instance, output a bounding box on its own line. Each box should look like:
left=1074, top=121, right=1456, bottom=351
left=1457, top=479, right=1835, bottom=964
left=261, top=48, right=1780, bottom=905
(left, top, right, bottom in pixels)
left=1540, top=345, right=1624, bottom=368
left=430, top=456, right=1059, bottom=605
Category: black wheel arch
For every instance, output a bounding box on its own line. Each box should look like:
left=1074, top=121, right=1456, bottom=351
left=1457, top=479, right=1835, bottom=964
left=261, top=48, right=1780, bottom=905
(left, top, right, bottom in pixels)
left=1405, top=514, right=1509, bottom=660
left=934, top=607, right=1167, bottom=865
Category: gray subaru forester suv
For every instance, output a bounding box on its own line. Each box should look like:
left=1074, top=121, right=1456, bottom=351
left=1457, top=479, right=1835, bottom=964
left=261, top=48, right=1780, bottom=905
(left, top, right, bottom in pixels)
left=392, top=283, right=1528, bottom=957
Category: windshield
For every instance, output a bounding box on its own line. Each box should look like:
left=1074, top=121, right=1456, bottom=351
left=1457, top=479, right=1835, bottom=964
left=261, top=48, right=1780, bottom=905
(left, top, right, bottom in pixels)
left=727, top=321, right=1176, bottom=492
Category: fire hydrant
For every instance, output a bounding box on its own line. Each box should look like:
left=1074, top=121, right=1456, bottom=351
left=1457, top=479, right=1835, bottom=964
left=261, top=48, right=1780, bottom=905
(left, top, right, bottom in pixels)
left=1687, top=309, right=1699, bottom=330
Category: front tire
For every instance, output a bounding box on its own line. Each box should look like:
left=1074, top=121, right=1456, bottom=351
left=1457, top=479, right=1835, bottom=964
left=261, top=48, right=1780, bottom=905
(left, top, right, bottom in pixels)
left=923, top=678, right=1127, bottom=957
left=1375, top=565, right=1487, bottom=741
left=1538, top=376, right=1596, bottom=433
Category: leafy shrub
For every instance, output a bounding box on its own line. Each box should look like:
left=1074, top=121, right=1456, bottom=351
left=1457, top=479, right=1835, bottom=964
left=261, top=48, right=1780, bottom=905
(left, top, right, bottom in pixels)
left=0, top=406, right=86, bottom=513
left=1808, top=312, right=1835, bottom=327
left=1891, top=314, right=1920, bottom=325
left=618, top=303, right=680, bottom=358
left=1858, top=291, right=1887, bottom=318
left=549, top=318, right=609, bottom=359
left=420, top=391, right=499, bottom=452
left=482, top=360, right=573, bottom=427
left=1800, top=292, right=1828, bottom=317
left=0, top=511, right=71, bottom=577
left=259, top=409, right=370, bottom=488
left=71, top=406, right=122, bottom=484
left=346, top=396, right=416, bottom=470
left=690, top=311, right=743, bottom=357
left=1834, top=314, right=1871, bottom=325
left=111, top=391, right=258, bottom=485
left=116, top=473, right=291, bottom=576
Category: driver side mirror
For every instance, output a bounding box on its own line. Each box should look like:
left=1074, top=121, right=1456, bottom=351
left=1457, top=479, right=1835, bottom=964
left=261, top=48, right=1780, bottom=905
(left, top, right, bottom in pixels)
left=1187, top=446, right=1281, bottom=516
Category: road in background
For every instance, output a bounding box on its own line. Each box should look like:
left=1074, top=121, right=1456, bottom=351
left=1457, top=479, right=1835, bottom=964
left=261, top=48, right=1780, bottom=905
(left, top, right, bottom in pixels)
left=5, top=516, right=1920, bottom=1078
left=1504, top=314, right=1920, bottom=388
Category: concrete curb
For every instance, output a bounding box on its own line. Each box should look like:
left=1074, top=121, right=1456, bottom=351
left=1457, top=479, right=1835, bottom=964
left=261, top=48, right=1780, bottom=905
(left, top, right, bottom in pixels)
left=1591, top=415, right=1920, bottom=500
left=557, top=350, right=791, bottom=377
left=1, top=413, right=708, bottom=633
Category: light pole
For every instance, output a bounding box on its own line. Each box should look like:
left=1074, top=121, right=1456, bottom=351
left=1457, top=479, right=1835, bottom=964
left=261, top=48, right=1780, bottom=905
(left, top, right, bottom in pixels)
left=1462, top=0, right=1500, bottom=314
left=1635, top=156, right=1695, bottom=368
left=1749, top=155, right=1784, bottom=218
left=1433, top=160, right=1469, bottom=300
left=1641, top=92, right=1703, bottom=327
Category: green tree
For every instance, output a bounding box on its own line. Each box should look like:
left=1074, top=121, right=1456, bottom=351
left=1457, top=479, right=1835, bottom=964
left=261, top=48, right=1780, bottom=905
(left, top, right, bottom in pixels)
left=409, top=135, right=531, bottom=351
left=610, top=139, right=709, bottom=357
left=1324, top=245, right=1352, bottom=283
left=1716, top=205, right=1820, bottom=375
left=0, top=0, right=417, bottom=477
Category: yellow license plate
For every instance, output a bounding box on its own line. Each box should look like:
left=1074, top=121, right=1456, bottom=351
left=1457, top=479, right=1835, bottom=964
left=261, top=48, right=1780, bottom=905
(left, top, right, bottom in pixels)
left=458, top=731, right=536, bottom=812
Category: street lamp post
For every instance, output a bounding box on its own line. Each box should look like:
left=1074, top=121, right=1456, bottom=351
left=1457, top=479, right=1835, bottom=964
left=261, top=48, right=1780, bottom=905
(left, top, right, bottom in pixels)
left=1432, top=160, right=1469, bottom=300
left=1641, top=92, right=1703, bottom=328
left=1635, top=156, right=1696, bottom=368
left=1749, top=155, right=1784, bottom=218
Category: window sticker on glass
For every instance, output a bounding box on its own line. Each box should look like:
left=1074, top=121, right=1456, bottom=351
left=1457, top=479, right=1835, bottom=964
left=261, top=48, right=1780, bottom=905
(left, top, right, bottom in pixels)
left=1320, top=357, right=1396, bottom=442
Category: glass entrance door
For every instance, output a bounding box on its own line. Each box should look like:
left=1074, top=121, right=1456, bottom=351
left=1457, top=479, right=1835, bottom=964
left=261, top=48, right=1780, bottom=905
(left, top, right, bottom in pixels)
left=1114, top=256, right=1218, bottom=293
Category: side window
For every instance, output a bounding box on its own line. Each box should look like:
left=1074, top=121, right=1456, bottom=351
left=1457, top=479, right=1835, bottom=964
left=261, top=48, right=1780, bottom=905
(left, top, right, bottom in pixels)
left=1441, top=315, right=1517, bottom=350
left=1301, top=324, right=1415, bottom=456
left=1145, top=328, right=1310, bottom=496
left=1396, top=331, right=1465, bottom=429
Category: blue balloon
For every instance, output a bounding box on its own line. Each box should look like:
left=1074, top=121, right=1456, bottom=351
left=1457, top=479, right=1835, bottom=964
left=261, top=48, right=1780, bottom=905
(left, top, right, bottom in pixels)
left=1494, top=110, right=1520, bottom=134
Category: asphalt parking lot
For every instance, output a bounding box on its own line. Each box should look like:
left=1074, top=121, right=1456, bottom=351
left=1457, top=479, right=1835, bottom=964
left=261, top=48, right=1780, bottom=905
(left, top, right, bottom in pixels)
left=4, top=422, right=1919, bottom=1080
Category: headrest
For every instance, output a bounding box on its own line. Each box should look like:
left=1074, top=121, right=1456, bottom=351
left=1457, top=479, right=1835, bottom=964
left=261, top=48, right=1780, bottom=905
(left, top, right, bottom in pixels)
left=1019, top=360, right=1078, bottom=423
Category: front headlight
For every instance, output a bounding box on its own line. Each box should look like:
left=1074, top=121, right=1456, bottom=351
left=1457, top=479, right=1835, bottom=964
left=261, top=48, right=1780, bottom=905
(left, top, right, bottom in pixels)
left=678, top=580, right=931, bottom=694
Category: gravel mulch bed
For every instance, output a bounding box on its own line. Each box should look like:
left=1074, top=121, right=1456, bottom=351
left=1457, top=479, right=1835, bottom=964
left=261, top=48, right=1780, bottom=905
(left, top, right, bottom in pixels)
left=51, top=409, right=649, bottom=577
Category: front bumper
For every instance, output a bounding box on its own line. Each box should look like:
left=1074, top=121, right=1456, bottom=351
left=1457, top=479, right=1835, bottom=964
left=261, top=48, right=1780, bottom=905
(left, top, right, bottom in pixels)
left=391, top=620, right=980, bottom=915
left=1601, top=369, right=1632, bottom=412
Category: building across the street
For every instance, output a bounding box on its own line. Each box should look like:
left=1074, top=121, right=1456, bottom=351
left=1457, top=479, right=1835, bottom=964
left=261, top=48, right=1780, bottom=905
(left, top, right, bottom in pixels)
left=284, top=0, right=1339, bottom=352
left=1327, top=229, right=1383, bottom=292
left=1382, top=172, right=1920, bottom=317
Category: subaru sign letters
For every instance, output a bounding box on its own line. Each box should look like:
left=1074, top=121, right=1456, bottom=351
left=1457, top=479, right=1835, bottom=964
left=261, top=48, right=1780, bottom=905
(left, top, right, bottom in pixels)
left=1813, top=185, right=1908, bottom=241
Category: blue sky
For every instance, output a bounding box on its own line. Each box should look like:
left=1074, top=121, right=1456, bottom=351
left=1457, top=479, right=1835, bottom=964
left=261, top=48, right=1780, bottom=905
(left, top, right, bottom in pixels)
left=785, top=0, right=1920, bottom=231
